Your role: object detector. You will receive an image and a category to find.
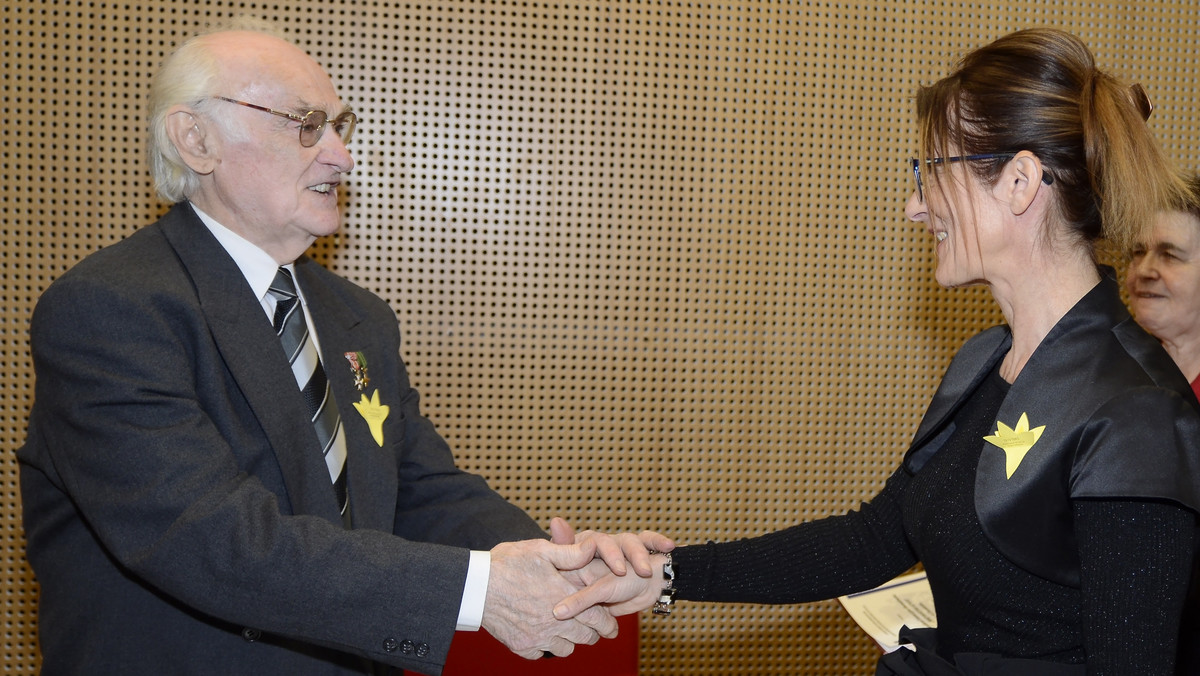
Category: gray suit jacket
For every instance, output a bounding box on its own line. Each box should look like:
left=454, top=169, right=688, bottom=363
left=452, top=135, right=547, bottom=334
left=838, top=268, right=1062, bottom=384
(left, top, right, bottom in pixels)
left=18, top=203, right=546, bottom=675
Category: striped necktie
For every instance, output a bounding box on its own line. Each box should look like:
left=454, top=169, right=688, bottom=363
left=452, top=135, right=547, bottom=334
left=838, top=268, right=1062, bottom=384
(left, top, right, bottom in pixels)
left=268, top=267, right=348, bottom=517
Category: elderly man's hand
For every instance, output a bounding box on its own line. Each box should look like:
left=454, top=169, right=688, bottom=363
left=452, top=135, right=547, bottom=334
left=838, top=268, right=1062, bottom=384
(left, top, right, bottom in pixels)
left=482, top=538, right=619, bottom=659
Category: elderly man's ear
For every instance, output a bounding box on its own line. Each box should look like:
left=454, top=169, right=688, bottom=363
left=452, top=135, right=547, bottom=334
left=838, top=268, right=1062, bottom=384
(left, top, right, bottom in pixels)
left=165, top=106, right=217, bottom=175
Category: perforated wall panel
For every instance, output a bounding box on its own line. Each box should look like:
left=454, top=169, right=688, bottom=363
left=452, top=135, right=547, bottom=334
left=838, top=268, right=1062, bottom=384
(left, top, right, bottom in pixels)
left=3, top=1, right=1197, bottom=674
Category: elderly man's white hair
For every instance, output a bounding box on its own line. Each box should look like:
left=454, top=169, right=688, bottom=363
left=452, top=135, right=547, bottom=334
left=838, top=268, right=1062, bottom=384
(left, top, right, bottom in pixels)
left=145, top=16, right=291, bottom=203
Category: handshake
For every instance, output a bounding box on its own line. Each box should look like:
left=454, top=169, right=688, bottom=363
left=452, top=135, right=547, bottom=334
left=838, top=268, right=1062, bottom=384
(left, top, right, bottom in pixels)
left=481, top=517, right=675, bottom=659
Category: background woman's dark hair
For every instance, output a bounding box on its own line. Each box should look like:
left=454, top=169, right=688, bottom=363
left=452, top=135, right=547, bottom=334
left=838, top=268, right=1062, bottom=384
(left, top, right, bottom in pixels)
left=916, top=27, right=1187, bottom=253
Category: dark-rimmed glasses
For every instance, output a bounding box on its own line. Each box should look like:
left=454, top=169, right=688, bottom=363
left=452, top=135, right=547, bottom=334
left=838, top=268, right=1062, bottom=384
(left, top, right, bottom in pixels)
left=213, top=96, right=358, bottom=148
left=910, top=153, right=1053, bottom=202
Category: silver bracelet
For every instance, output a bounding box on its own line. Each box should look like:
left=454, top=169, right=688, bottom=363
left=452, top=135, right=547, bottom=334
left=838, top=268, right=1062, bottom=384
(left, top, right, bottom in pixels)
left=649, top=551, right=676, bottom=616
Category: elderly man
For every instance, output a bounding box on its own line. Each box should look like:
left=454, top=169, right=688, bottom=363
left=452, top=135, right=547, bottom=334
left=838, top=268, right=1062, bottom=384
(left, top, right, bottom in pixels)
left=18, top=17, right=663, bottom=676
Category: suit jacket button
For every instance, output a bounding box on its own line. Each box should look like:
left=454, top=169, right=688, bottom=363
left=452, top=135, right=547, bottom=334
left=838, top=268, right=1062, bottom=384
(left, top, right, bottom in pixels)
left=241, top=628, right=261, bottom=642
left=401, top=639, right=416, bottom=655
left=415, top=642, right=430, bottom=658
left=383, top=637, right=399, bottom=652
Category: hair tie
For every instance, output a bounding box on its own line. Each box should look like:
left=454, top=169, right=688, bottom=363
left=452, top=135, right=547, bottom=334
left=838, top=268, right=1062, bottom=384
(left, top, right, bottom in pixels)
left=1130, top=83, right=1154, bottom=120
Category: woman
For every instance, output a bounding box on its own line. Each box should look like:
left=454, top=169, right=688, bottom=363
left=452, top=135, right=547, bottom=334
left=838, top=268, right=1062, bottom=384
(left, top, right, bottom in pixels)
left=1126, top=176, right=1200, bottom=399
left=1124, top=176, right=1200, bottom=675
left=558, top=29, right=1200, bottom=675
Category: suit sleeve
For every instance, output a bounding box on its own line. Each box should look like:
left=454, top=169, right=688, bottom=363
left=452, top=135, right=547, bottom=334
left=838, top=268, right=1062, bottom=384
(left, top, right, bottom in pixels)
left=386, top=349, right=548, bottom=548
left=309, top=271, right=547, bottom=549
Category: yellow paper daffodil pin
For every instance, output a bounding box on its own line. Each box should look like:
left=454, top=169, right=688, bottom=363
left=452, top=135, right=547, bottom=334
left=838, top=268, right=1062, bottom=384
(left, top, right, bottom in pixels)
left=352, top=389, right=389, bottom=447
left=983, top=412, right=1045, bottom=479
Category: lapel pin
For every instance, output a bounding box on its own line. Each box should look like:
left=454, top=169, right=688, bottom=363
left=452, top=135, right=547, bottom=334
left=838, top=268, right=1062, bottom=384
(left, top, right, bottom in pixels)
left=353, top=389, right=389, bottom=447
left=344, top=351, right=370, bottom=391
left=983, top=412, right=1046, bottom=479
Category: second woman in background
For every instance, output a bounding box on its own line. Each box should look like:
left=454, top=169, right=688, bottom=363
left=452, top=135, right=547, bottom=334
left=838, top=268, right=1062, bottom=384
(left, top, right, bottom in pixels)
left=1126, top=175, right=1200, bottom=399
left=1125, top=175, right=1200, bottom=676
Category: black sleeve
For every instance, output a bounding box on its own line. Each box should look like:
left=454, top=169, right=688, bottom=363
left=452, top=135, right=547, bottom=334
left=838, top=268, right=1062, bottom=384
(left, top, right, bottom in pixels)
left=1075, top=498, right=1196, bottom=676
left=671, top=466, right=919, bottom=604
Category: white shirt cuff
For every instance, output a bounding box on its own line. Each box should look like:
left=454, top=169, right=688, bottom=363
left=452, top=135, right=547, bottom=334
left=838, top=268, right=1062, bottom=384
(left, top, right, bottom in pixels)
left=456, top=550, right=491, bottom=631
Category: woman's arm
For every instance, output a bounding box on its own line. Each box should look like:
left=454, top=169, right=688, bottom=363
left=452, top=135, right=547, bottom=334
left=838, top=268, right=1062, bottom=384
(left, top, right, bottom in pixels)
left=1076, top=498, right=1196, bottom=676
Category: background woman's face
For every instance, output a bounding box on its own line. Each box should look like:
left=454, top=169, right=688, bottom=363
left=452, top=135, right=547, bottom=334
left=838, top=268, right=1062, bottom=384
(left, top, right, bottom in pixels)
left=1126, top=211, right=1200, bottom=346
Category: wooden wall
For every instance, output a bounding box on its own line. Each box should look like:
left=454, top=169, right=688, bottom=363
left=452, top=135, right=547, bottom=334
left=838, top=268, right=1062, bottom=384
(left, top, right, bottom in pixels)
left=3, top=1, right=1196, bottom=672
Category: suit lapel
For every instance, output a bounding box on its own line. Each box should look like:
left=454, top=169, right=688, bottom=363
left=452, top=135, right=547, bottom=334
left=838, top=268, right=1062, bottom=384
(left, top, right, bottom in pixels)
left=292, top=258, right=400, bottom=532
left=158, top=205, right=342, bottom=523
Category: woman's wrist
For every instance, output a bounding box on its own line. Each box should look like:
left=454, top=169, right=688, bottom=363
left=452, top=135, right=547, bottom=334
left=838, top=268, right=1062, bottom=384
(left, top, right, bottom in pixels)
left=648, top=550, right=676, bottom=615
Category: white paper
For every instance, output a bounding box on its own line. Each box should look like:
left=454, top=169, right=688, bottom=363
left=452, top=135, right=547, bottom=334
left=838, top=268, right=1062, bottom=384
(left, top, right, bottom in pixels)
left=837, top=571, right=937, bottom=653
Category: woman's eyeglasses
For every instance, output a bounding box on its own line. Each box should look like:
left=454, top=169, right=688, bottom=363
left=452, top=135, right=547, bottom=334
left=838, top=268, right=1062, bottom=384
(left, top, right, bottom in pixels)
left=910, top=153, right=1053, bottom=202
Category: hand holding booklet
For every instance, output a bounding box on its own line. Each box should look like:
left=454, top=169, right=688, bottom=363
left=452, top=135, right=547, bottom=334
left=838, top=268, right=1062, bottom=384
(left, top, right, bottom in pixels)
left=837, top=571, right=937, bottom=653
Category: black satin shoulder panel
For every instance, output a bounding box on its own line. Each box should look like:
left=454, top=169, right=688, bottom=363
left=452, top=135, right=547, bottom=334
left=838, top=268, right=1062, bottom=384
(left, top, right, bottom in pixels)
left=905, top=272, right=1200, bottom=587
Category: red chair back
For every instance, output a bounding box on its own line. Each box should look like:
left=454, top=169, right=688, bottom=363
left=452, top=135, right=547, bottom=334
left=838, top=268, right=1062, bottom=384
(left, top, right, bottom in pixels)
left=442, top=613, right=638, bottom=675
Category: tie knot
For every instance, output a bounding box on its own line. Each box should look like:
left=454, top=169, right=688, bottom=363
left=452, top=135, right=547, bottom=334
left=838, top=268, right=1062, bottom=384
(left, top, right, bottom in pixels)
left=268, top=267, right=298, bottom=300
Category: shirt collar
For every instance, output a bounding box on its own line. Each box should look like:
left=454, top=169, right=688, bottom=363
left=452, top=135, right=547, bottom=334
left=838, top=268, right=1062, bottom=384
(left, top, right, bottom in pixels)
left=189, top=203, right=294, bottom=303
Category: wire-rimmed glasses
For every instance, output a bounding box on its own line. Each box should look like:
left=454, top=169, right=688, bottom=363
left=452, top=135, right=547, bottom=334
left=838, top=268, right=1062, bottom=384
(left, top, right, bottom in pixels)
left=213, top=96, right=358, bottom=147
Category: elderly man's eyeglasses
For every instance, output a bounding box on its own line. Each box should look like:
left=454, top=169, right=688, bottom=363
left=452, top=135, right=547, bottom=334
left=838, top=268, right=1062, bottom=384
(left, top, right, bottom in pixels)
left=910, top=153, right=1053, bottom=203
left=213, top=96, right=358, bottom=148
